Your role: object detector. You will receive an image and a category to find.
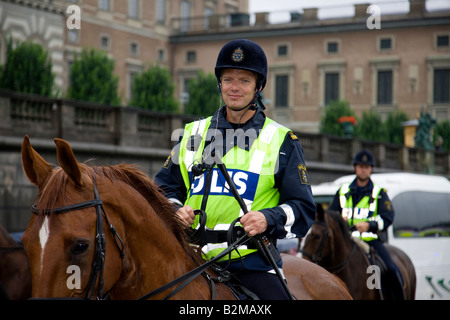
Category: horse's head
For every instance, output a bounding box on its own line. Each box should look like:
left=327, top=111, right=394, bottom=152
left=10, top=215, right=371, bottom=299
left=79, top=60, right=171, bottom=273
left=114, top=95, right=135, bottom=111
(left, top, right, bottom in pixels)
left=302, top=203, right=333, bottom=264
left=21, top=136, right=125, bottom=299
left=302, top=204, right=356, bottom=270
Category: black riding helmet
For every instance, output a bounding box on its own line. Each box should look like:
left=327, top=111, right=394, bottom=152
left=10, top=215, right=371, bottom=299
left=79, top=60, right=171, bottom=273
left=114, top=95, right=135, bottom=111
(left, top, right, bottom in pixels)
left=215, top=39, right=268, bottom=110
left=353, top=149, right=375, bottom=167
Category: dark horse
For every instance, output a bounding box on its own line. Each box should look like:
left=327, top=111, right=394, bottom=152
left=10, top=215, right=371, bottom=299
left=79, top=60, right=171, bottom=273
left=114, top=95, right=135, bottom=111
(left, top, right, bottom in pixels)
left=20, top=136, right=352, bottom=300
left=302, top=204, right=416, bottom=300
left=0, top=225, right=31, bottom=300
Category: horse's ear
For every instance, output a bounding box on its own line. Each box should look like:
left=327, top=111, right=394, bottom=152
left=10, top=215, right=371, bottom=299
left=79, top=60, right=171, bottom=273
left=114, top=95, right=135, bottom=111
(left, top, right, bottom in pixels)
left=22, top=135, right=53, bottom=188
left=54, top=138, right=83, bottom=187
left=316, top=203, right=325, bottom=222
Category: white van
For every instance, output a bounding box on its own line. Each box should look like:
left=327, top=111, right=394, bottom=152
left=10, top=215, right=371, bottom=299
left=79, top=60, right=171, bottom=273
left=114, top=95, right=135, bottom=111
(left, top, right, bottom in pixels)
left=311, top=172, right=450, bottom=300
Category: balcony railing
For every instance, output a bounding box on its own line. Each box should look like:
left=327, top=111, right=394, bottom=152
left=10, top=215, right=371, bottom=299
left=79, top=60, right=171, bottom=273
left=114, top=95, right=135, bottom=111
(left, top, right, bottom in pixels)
left=0, top=89, right=448, bottom=176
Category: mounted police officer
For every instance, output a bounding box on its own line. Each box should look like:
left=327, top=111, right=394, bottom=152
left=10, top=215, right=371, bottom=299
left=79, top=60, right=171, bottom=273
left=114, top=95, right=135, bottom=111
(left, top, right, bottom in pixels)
left=155, top=39, right=316, bottom=299
left=328, top=150, right=405, bottom=300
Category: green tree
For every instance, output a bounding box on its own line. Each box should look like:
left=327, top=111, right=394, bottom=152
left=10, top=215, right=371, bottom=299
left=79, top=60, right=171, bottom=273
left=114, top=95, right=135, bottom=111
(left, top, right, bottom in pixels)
left=68, top=48, right=120, bottom=105
left=0, top=38, right=54, bottom=96
left=319, top=100, right=356, bottom=137
left=434, top=120, right=450, bottom=151
left=358, top=110, right=386, bottom=142
left=184, top=71, right=220, bottom=117
left=384, top=111, right=409, bottom=145
left=129, top=64, right=178, bottom=112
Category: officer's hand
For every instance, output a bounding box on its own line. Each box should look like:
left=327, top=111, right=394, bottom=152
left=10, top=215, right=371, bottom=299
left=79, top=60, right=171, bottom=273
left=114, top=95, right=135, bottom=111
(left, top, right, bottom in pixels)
left=240, top=211, right=268, bottom=237
left=355, top=221, right=370, bottom=233
left=176, top=205, right=195, bottom=228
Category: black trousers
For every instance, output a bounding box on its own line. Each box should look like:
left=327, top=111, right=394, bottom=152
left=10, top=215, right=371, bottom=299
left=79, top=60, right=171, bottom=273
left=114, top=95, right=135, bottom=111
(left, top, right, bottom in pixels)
left=234, top=271, right=291, bottom=300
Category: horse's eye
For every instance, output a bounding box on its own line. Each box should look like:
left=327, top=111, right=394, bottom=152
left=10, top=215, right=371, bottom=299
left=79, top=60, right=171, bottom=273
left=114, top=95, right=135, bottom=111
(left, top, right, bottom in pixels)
left=311, top=233, right=321, bottom=241
left=72, top=242, right=89, bottom=255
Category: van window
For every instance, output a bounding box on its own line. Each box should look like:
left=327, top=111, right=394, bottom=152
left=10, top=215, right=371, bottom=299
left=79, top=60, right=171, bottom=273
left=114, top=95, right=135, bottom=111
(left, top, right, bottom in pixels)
left=392, top=191, right=450, bottom=238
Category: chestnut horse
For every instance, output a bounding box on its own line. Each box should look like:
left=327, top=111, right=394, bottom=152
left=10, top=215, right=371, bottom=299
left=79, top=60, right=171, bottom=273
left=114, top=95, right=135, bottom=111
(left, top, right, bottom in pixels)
left=0, top=225, right=31, bottom=300
left=21, top=136, right=351, bottom=300
left=302, top=205, right=416, bottom=300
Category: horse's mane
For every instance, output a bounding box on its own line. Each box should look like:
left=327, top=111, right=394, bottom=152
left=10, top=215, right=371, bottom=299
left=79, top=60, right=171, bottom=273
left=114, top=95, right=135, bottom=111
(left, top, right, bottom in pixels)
left=0, top=224, right=17, bottom=246
left=36, top=163, right=201, bottom=263
left=325, top=210, right=355, bottom=247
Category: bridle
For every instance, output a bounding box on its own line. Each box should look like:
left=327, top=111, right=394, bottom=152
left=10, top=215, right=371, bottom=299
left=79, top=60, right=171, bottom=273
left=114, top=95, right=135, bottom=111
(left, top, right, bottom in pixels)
left=301, top=219, right=357, bottom=274
left=0, top=246, right=24, bottom=254
left=31, top=177, right=124, bottom=300
left=301, top=220, right=329, bottom=264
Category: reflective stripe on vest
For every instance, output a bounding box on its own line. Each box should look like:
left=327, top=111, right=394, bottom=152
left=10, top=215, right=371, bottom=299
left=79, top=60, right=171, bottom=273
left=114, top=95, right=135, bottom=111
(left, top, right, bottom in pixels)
left=339, top=183, right=383, bottom=241
left=178, top=117, right=290, bottom=260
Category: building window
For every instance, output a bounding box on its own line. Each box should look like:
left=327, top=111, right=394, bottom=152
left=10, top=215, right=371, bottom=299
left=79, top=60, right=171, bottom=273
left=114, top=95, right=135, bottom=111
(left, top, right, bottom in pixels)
left=377, top=70, right=393, bottom=105
left=319, top=60, right=346, bottom=107
left=128, top=0, right=139, bottom=19
left=130, top=42, right=139, bottom=56
left=275, top=75, right=288, bottom=107
left=277, top=44, right=288, bottom=57
left=326, top=41, right=339, bottom=54
left=99, top=0, right=110, bottom=11
left=100, top=35, right=110, bottom=50
left=325, top=72, right=339, bottom=105
left=186, top=50, right=196, bottom=63
left=128, top=71, right=138, bottom=101
left=68, top=30, right=79, bottom=43
left=370, top=57, right=398, bottom=109
left=433, top=68, right=450, bottom=104
left=181, top=77, right=192, bottom=106
left=379, top=37, right=392, bottom=50
left=181, top=1, right=191, bottom=32
left=204, top=7, right=214, bottom=29
left=157, top=0, right=166, bottom=25
left=436, top=34, right=449, bottom=49
left=158, top=49, right=165, bottom=63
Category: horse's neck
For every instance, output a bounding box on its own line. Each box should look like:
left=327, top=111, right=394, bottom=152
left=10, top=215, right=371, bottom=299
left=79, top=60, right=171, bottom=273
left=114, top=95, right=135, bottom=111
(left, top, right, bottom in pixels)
left=331, top=230, right=380, bottom=299
left=329, top=222, right=365, bottom=269
left=111, top=208, right=211, bottom=300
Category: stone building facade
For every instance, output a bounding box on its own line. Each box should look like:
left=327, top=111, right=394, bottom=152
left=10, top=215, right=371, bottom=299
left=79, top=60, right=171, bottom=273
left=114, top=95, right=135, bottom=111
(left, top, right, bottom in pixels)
left=0, top=0, right=449, bottom=133
left=169, top=1, right=450, bottom=132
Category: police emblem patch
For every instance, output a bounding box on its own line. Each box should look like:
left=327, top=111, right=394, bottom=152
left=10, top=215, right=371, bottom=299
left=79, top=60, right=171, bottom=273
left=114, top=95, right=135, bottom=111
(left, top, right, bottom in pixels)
left=297, top=164, right=310, bottom=185
left=163, top=150, right=175, bottom=169
left=384, top=200, right=392, bottom=211
left=231, top=47, right=244, bottom=62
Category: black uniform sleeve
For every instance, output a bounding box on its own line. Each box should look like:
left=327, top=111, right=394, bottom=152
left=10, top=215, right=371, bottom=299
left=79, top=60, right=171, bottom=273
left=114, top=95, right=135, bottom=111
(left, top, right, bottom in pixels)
left=368, top=189, right=395, bottom=233
left=259, top=132, right=316, bottom=239
left=328, top=190, right=342, bottom=212
left=154, top=143, right=187, bottom=207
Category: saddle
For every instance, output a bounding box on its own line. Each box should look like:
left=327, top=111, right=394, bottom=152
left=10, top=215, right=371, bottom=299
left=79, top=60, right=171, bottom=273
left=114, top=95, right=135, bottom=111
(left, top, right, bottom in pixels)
left=351, top=237, right=404, bottom=300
